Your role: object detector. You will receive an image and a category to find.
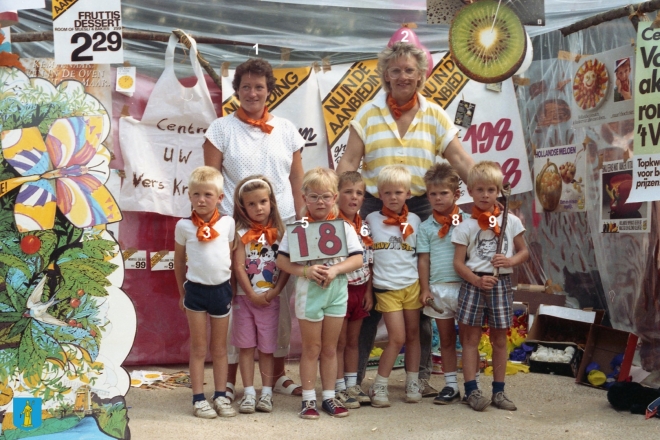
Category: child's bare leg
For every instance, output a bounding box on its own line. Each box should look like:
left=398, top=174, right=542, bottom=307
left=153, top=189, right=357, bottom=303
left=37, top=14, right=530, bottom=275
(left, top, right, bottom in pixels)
left=336, top=319, right=348, bottom=380
left=299, top=320, right=323, bottom=394
left=436, top=318, right=457, bottom=372
left=490, top=328, right=508, bottom=383
left=209, top=315, right=230, bottom=392
left=228, top=362, right=238, bottom=385
left=239, top=347, right=256, bottom=388
left=344, top=318, right=363, bottom=374
left=186, top=310, right=208, bottom=395
left=319, top=316, right=344, bottom=392
left=378, top=311, right=406, bottom=378
left=259, top=351, right=275, bottom=388
left=402, top=309, right=421, bottom=373
left=459, top=323, right=481, bottom=382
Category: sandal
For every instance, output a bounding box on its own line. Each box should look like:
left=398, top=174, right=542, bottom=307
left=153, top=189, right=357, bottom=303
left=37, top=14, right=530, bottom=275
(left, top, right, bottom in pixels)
left=226, top=382, right=235, bottom=402
left=274, top=376, right=302, bottom=396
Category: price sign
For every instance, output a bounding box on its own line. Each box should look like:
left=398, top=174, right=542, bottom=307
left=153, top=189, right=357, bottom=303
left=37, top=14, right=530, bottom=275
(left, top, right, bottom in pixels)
left=150, top=250, right=174, bottom=271
left=123, top=249, right=147, bottom=269
left=286, top=219, right=348, bottom=263
left=52, top=0, right=123, bottom=65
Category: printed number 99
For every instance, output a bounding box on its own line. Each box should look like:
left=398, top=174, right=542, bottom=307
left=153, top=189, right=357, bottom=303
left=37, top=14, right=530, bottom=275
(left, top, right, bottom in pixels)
left=135, top=261, right=146, bottom=269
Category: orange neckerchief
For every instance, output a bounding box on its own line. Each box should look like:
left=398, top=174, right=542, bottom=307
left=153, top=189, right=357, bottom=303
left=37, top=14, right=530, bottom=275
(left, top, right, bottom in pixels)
left=471, top=205, right=501, bottom=236
left=386, top=93, right=418, bottom=120
left=236, top=106, right=274, bottom=134
left=382, top=204, right=413, bottom=240
left=308, top=211, right=337, bottom=222
left=191, top=209, right=221, bottom=242
left=433, top=205, right=461, bottom=239
left=241, top=220, right=278, bottom=246
left=339, top=211, right=373, bottom=246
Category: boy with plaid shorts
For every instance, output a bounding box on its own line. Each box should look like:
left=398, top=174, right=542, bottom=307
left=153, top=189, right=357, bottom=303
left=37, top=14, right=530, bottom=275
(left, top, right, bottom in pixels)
left=451, top=161, right=528, bottom=412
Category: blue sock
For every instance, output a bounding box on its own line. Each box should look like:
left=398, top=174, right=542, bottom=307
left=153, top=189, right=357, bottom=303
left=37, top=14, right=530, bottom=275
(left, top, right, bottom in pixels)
left=192, top=393, right=205, bottom=404
left=464, top=380, right=478, bottom=395
left=492, top=381, right=505, bottom=394
left=213, top=391, right=226, bottom=400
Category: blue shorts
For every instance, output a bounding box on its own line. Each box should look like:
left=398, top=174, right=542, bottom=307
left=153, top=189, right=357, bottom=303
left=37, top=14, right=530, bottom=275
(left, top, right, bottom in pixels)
left=183, top=280, right=232, bottom=318
left=457, top=275, right=512, bottom=329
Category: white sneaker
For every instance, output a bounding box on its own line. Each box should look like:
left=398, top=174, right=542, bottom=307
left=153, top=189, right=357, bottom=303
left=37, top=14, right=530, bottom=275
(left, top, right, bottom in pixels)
left=346, top=385, right=370, bottom=404
left=256, top=394, right=273, bottom=413
left=405, top=379, right=422, bottom=403
left=193, top=400, right=217, bottom=419
left=368, top=384, right=390, bottom=408
left=238, top=394, right=257, bottom=414
left=213, top=396, right=237, bottom=417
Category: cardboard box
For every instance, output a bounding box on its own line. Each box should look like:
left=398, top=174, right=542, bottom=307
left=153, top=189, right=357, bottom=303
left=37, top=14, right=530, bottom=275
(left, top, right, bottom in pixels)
left=526, top=341, right=582, bottom=377
left=576, top=325, right=638, bottom=389
left=527, top=305, right=603, bottom=346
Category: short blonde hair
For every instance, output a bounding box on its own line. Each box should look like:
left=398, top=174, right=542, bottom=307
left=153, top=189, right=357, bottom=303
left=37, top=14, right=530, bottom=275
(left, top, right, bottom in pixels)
left=377, top=165, right=411, bottom=191
left=467, top=161, right=503, bottom=192
left=378, top=42, right=428, bottom=94
left=424, top=163, right=460, bottom=192
left=189, top=166, right=224, bottom=195
left=338, top=171, right=365, bottom=192
left=301, top=167, right=339, bottom=217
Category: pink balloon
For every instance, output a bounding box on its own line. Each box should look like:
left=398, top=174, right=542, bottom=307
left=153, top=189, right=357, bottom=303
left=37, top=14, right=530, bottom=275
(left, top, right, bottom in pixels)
left=388, top=27, right=421, bottom=49
left=421, top=45, right=434, bottom=78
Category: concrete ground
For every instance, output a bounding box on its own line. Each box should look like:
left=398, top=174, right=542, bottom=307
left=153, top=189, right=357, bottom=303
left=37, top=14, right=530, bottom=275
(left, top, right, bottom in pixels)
left=125, top=362, right=659, bottom=440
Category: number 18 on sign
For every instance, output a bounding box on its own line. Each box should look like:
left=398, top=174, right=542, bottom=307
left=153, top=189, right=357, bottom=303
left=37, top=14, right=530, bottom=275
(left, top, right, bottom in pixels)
left=286, top=219, right=348, bottom=263
left=52, top=0, right=123, bottom=65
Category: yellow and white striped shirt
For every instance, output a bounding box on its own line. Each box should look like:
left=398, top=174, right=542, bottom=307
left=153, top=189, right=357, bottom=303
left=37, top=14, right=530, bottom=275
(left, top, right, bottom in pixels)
left=350, top=93, right=458, bottom=197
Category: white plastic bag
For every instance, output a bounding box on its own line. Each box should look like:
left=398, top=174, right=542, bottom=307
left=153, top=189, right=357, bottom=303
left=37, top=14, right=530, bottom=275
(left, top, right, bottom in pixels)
left=119, top=34, right=217, bottom=217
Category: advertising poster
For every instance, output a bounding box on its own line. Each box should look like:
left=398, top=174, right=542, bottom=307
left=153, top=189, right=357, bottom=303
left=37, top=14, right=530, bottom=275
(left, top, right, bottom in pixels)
left=427, top=0, right=546, bottom=26
left=422, top=52, right=532, bottom=203
left=600, top=160, right=651, bottom=233
left=571, top=45, right=635, bottom=129
left=534, top=144, right=586, bottom=212
left=629, top=22, right=660, bottom=203
left=222, top=66, right=330, bottom=171
left=316, top=59, right=381, bottom=169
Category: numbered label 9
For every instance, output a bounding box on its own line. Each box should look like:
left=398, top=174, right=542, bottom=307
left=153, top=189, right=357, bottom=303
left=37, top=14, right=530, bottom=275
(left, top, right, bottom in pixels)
left=286, top=219, right=348, bottom=263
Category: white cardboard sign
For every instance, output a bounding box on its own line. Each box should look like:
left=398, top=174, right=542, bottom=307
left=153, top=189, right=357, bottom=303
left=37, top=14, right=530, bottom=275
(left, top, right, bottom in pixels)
left=285, top=219, right=348, bottom=263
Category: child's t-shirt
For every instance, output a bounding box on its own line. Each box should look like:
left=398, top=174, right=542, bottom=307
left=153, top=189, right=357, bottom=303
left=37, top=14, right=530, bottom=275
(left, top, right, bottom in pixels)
left=417, top=211, right=468, bottom=284
left=344, top=223, right=373, bottom=286
left=175, top=215, right=235, bottom=285
left=278, top=221, right=363, bottom=268
left=237, top=228, right=281, bottom=296
left=451, top=212, right=525, bottom=275
left=366, top=211, right=421, bottom=291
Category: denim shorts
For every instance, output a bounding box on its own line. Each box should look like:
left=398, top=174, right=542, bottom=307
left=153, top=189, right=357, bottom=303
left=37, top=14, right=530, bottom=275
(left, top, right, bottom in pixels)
left=183, top=280, right=232, bottom=318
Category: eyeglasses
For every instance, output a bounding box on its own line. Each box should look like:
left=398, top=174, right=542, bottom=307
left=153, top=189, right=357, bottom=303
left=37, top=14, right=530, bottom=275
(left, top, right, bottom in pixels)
left=306, top=192, right=334, bottom=203
left=387, top=67, right=418, bottom=79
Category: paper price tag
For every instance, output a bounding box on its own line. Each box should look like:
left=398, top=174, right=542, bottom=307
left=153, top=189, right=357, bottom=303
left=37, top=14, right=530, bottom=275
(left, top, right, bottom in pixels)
left=116, top=66, right=135, bottom=95
left=150, top=250, right=174, bottom=271
left=124, top=250, right=147, bottom=269
left=52, top=0, right=123, bottom=65
left=285, top=219, right=348, bottom=263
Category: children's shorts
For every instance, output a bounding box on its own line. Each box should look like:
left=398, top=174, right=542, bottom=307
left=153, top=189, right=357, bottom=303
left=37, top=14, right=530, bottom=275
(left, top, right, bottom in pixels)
left=457, top=275, right=513, bottom=329
left=423, top=282, right=461, bottom=319
left=295, top=275, right=348, bottom=322
left=374, top=280, right=421, bottom=313
left=346, top=282, right=370, bottom=321
left=231, top=295, right=280, bottom=353
left=183, top=280, right=232, bottom=318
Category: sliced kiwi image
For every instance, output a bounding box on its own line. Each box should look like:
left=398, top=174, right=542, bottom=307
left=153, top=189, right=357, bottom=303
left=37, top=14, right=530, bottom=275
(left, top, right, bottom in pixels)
left=449, top=0, right=527, bottom=84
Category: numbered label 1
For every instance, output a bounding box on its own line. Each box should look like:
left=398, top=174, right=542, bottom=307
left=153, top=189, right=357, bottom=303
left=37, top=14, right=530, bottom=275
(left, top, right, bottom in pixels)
left=150, top=251, right=175, bottom=271
left=286, top=219, right=348, bottom=263
left=125, top=250, right=147, bottom=269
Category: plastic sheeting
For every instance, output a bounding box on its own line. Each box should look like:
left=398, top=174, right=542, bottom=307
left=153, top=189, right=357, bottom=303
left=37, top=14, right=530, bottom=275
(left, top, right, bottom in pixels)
left=13, top=0, right=640, bottom=77
left=515, top=15, right=660, bottom=371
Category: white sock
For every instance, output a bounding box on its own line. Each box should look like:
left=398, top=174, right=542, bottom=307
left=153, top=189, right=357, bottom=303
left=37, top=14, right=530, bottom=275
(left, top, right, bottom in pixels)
left=406, top=371, right=419, bottom=384
left=374, top=374, right=389, bottom=387
left=335, top=378, right=346, bottom=392
left=244, top=386, right=256, bottom=396
left=302, top=389, right=316, bottom=402
left=261, top=386, right=272, bottom=396
left=444, top=372, right=459, bottom=392
left=345, top=373, right=358, bottom=388
left=322, top=389, right=335, bottom=401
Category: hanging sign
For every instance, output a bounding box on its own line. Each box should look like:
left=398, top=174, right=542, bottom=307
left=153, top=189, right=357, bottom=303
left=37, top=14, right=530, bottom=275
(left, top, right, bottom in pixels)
left=52, top=0, right=123, bottom=65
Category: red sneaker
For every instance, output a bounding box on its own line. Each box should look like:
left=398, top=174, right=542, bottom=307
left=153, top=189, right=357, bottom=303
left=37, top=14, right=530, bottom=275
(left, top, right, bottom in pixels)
left=322, top=398, right=349, bottom=418
left=299, top=400, right=320, bottom=419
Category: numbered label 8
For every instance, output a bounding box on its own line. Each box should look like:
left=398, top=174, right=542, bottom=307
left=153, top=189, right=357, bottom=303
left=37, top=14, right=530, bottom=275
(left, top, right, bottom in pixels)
left=286, top=219, right=348, bottom=263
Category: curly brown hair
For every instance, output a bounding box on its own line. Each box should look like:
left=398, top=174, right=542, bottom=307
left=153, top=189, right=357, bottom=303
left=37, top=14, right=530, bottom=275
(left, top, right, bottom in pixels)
left=232, top=58, right=277, bottom=98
